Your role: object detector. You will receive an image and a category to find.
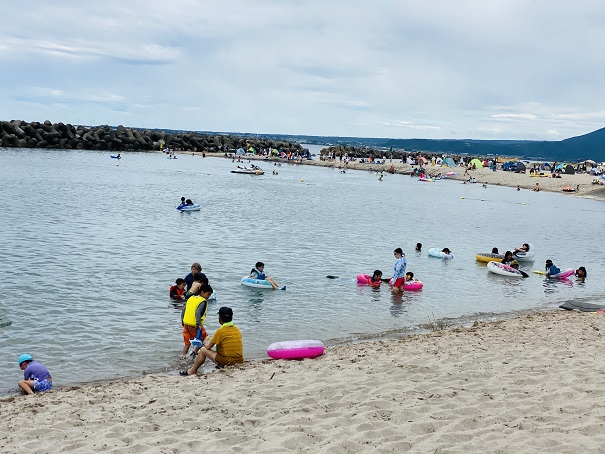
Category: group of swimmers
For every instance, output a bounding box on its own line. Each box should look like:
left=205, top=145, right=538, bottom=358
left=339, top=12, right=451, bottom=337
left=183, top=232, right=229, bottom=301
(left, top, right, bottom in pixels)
left=488, top=244, right=587, bottom=281
left=170, top=263, right=244, bottom=376
left=168, top=261, right=284, bottom=377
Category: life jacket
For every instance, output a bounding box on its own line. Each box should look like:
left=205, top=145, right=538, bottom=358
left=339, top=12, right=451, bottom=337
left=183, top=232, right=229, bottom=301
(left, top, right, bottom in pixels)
left=182, top=296, right=208, bottom=327
left=250, top=267, right=266, bottom=280
left=170, top=285, right=185, bottom=299
left=368, top=276, right=381, bottom=287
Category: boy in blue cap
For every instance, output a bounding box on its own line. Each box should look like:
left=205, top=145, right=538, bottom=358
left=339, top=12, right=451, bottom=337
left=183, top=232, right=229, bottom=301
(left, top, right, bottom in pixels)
left=17, top=354, right=52, bottom=395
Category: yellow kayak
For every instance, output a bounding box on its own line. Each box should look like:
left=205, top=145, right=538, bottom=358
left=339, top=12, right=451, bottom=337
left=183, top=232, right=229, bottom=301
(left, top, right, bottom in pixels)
left=476, top=253, right=504, bottom=263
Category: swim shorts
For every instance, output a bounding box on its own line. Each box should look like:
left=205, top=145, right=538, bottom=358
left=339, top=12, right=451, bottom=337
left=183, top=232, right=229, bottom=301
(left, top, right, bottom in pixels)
left=34, top=378, right=52, bottom=392
left=183, top=325, right=208, bottom=346
left=393, top=278, right=405, bottom=288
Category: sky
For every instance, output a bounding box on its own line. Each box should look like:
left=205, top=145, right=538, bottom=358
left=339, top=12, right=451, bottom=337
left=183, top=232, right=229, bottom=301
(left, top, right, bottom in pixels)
left=2, top=1, right=605, bottom=141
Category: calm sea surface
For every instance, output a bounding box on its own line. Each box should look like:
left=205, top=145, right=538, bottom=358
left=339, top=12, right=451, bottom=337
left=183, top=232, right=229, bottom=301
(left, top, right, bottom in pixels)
left=0, top=147, right=603, bottom=394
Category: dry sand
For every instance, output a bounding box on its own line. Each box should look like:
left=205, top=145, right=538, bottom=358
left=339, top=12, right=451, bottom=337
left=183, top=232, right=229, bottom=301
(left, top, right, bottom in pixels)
left=3, top=310, right=605, bottom=453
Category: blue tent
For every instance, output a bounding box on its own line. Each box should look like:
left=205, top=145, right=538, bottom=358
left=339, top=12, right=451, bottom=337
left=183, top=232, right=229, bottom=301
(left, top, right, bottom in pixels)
left=441, top=157, right=456, bottom=167
left=236, top=147, right=245, bottom=155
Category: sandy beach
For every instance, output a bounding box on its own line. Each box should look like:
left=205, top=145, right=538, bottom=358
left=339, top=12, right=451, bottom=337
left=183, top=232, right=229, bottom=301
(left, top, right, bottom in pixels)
left=201, top=152, right=605, bottom=201
left=3, top=309, right=605, bottom=453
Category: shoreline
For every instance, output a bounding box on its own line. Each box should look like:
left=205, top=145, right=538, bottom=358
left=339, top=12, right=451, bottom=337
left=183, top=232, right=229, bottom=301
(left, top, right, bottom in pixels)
left=188, top=151, right=605, bottom=201
left=3, top=309, right=605, bottom=452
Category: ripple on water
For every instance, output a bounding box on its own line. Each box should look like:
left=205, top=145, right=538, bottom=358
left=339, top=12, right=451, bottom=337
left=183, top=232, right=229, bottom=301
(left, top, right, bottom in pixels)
left=0, top=149, right=603, bottom=393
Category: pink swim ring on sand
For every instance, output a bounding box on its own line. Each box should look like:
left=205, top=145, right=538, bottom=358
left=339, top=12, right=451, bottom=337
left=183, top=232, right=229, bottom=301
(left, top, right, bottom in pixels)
left=267, top=340, right=325, bottom=360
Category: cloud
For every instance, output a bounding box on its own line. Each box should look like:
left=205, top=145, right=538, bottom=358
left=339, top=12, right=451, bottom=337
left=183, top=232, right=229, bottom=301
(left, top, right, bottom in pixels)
left=491, top=113, right=537, bottom=120
left=1, top=1, right=605, bottom=140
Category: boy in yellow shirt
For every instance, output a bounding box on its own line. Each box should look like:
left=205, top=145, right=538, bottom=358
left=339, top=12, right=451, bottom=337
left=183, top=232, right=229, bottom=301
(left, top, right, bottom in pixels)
left=180, top=306, right=243, bottom=375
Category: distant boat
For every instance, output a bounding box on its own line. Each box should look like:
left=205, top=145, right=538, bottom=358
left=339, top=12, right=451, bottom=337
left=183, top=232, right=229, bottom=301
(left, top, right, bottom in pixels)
left=231, top=166, right=264, bottom=175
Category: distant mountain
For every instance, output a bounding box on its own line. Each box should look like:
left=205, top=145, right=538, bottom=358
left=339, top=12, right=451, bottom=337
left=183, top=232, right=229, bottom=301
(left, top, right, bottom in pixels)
left=207, top=127, right=605, bottom=162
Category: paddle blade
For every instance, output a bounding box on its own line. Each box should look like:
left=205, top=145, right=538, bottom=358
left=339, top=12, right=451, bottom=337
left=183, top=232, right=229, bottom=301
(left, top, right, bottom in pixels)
left=532, top=270, right=546, bottom=275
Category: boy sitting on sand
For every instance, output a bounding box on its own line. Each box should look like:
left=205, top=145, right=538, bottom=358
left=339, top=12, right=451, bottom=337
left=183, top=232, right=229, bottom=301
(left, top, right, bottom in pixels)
left=17, top=354, right=52, bottom=395
left=180, top=306, right=243, bottom=375
left=181, top=284, right=213, bottom=359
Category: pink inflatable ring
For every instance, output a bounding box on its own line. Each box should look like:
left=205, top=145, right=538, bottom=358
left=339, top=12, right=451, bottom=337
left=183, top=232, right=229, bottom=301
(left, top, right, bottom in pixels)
left=267, top=340, right=325, bottom=360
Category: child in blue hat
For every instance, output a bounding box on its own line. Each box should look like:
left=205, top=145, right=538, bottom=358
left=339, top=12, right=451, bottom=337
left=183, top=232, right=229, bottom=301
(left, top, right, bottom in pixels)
left=18, top=354, right=52, bottom=395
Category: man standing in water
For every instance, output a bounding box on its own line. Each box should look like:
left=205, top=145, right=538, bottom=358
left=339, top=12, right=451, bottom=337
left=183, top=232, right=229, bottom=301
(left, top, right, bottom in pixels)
left=390, top=248, right=407, bottom=293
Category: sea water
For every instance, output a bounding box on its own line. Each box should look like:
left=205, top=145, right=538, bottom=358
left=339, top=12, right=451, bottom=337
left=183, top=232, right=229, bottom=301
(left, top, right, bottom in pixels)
left=0, top=148, right=603, bottom=394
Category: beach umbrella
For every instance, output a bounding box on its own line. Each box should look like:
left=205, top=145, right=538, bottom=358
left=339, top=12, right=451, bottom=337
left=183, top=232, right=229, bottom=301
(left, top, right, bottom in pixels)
left=583, top=159, right=596, bottom=165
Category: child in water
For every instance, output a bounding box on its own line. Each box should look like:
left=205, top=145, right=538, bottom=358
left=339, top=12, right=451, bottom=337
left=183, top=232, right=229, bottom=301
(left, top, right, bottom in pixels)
left=249, top=262, right=285, bottom=290
left=170, top=278, right=187, bottom=300
left=181, top=284, right=213, bottom=359
left=367, top=270, right=383, bottom=286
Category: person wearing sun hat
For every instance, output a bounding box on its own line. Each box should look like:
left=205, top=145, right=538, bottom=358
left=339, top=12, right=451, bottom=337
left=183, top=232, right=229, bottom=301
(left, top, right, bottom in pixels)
left=509, top=260, right=529, bottom=278
left=17, top=354, right=52, bottom=395
left=180, top=306, right=243, bottom=376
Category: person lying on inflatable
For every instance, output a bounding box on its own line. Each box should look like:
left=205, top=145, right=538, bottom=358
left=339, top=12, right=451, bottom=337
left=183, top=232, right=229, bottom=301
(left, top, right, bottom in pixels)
left=367, top=270, right=383, bottom=286
left=509, top=261, right=529, bottom=278
left=545, top=259, right=561, bottom=277
left=356, top=270, right=383, bottom=286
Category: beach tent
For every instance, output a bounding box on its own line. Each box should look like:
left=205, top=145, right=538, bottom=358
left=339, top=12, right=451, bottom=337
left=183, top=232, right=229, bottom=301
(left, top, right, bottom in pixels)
left=236, top=147, right=245, bottom=155
left=555, top=164, right=565, bottom=171
left=442, top=157, right=455, bottom=167
left=563, top=164, right=575, bottom=174
left=248, top=146, right=257, bottom=154
left=514, top=162, right=526, bottom=172
left=540, top=162, right=551, bottom=170
left=469, top=158, right=483, bottom=169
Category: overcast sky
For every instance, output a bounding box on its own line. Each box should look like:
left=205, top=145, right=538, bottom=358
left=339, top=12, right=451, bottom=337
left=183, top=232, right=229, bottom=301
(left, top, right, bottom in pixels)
left=2, top=1, right=604, bottom=140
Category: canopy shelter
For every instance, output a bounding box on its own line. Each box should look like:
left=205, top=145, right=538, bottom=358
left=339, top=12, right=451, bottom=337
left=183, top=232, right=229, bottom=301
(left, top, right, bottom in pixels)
left=497, top=156, right=515, bottom=163
left=442, top=157, right=456, bottom=167
left=469, top=158, right=483, bottom=169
